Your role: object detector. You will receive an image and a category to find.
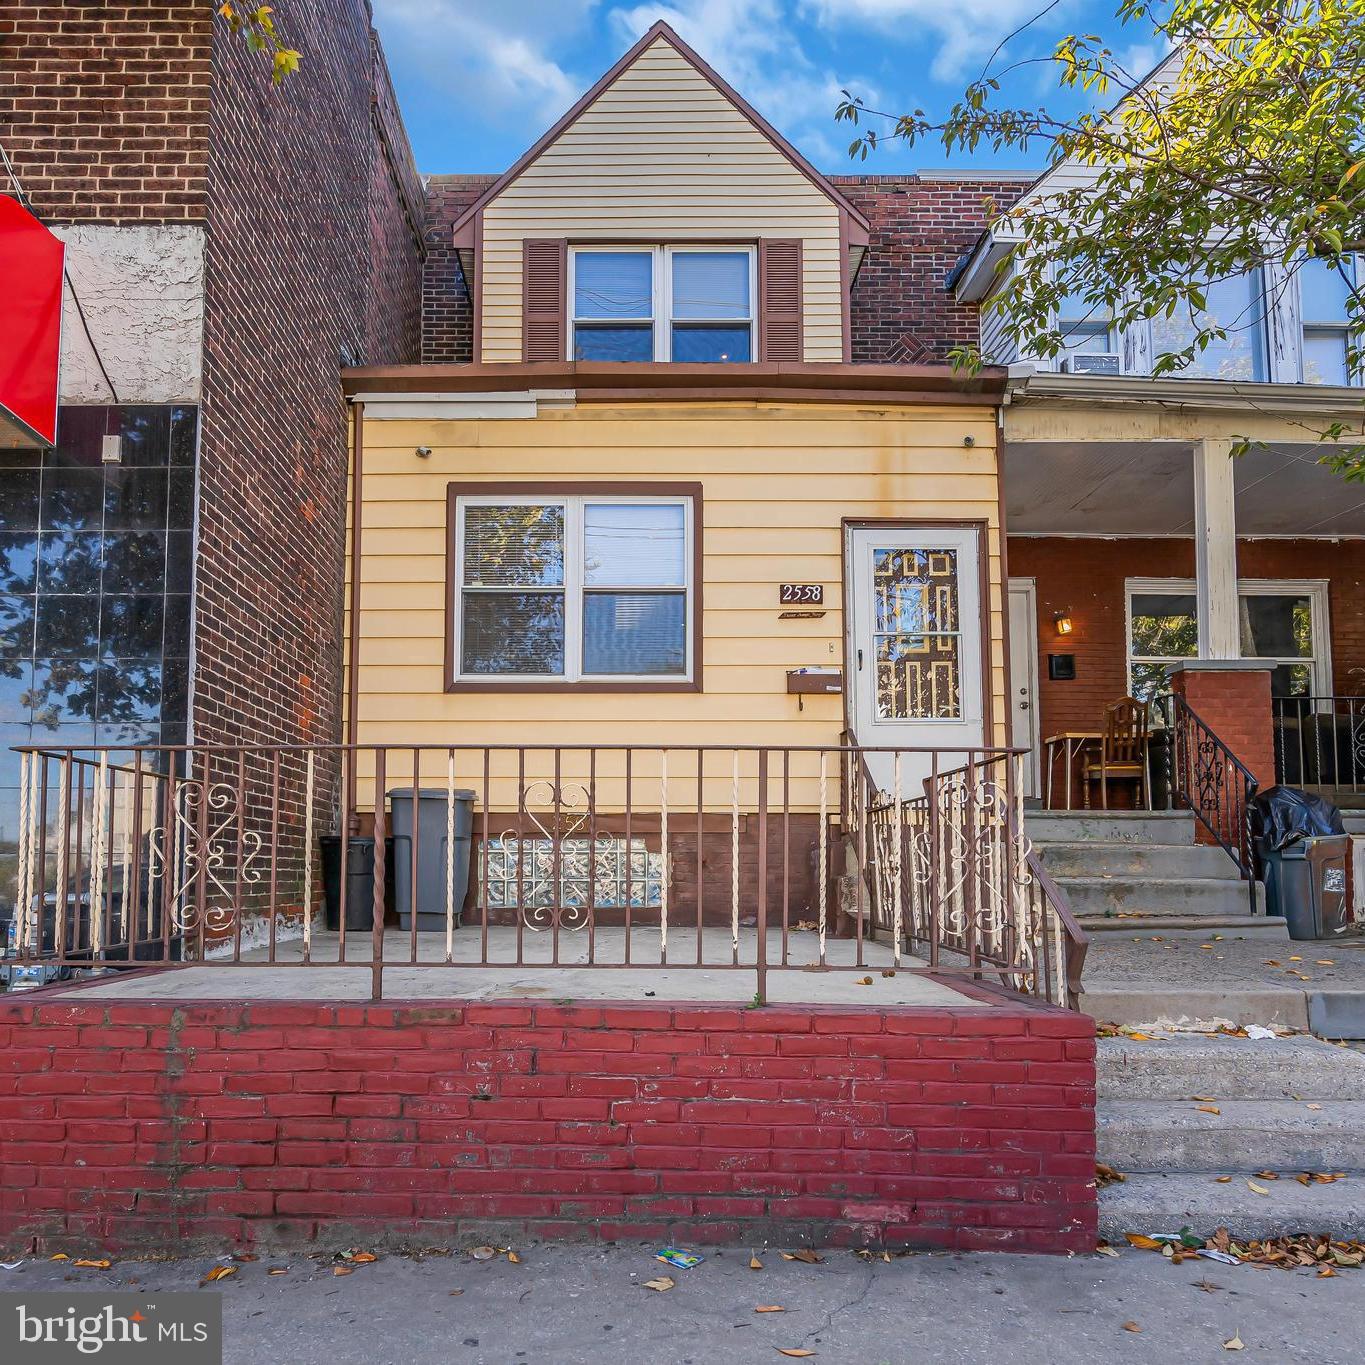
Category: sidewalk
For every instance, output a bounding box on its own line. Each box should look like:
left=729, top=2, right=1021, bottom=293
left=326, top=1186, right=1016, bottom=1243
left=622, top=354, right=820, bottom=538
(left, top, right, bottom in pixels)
left=6, top=1241, right=1362, bottom=1363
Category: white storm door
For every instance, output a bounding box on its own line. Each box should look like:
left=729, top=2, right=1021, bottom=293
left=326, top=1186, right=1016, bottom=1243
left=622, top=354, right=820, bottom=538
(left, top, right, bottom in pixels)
left=1007, top=578, right=1040, bottom=797
left=847, top=526, right=986, bottom=795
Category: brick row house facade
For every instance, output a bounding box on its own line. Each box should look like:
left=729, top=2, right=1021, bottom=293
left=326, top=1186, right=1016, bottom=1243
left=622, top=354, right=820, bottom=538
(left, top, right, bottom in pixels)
left=0, top=1, right=425, bottom=918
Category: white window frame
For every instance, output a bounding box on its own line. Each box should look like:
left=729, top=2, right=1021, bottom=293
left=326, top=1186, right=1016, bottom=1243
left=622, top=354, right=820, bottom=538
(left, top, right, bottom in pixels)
left=1051, top=268, right=1119, bottom=372
left=1148, top=267, right=1271, bottom=382
left=568, top=245, right=756, bottom=362
left=1125, top=576, right=1331, bottom=697
left=1300, top=254, right=1362, bottom=386
left=452, top=492, right=694, bottom=685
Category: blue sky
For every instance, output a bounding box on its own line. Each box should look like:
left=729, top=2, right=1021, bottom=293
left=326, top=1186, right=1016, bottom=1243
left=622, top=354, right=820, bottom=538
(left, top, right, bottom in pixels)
left=370, top=0, right=1167, bottom=177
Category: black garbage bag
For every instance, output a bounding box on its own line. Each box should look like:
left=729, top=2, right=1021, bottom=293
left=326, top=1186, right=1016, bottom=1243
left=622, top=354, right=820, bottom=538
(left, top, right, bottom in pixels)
left=1251, top=785, right=1345, bottom=851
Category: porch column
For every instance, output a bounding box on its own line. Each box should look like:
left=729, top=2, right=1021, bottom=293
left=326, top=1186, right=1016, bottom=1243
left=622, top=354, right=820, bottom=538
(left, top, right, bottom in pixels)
left=1192, top=437, right=1240, bottom=659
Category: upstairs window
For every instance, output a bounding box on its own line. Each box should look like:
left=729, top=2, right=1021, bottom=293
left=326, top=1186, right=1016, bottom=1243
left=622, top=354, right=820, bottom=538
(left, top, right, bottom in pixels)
left=1150, top=271, right=1268, bottom=381
left=570, top=247, right=753, bottom=363
left=1300, top=255, right=1359, bottom=385
left=1055, top=287, right=1117, bottom=371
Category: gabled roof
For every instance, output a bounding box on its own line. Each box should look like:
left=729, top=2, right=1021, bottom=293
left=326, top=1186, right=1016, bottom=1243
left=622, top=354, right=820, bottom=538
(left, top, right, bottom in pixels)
left=450, top=21, right=871, bottom=249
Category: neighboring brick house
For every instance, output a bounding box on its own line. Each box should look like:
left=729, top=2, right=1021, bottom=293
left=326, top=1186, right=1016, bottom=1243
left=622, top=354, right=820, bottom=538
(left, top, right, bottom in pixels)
left=0, top=1, right=424, bottom=911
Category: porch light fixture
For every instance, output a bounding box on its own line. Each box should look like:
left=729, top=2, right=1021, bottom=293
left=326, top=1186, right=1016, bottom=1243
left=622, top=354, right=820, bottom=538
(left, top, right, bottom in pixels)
left=1053, top=610, right=1074, bottom=636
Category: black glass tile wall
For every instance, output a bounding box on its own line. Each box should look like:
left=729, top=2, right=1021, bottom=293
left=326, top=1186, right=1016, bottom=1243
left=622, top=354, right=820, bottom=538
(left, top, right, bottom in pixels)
left=0, top=405, right=197, bottom=910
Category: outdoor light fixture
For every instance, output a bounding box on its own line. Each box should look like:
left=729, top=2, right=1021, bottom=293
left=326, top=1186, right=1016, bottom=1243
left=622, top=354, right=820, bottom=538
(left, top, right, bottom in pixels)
left=1053, top=610, right=1074, bottom=636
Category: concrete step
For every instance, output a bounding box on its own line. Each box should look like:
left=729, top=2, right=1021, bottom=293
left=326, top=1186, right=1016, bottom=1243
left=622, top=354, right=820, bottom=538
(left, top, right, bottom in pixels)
left=1079, top=915, right=1290, bottom=941
left=1026, top=811, right=1195, bottom=844
left=1097, top=1034, right=1365, bottom=1101
left=1081, top=986, right=1310, bottom=1033
left=1036, top=841, right=1238, bottom=879
left=1097, top=1100, right=1365, bottom=1172
left=1059, top=876, right=1266, bottom=918
left=1099, top=1172, right=1365, bottom=1241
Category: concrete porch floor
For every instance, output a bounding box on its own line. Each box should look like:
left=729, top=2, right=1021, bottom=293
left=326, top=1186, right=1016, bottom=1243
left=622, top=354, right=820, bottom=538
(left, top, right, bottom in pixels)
left=1081, top=929, right=1365, bottom=1035
left=47, top=925, right=998, bottom=1008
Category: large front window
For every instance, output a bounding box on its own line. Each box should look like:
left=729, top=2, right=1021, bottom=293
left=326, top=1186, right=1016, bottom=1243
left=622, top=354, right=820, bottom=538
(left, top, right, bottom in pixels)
left=570, top=247, right=753, bottom=363
left=1150, top=271, right=1268, bottom=380
left=453, top=491, right=694, bottom=685
left=1126, top=578, right=1327, bottom=700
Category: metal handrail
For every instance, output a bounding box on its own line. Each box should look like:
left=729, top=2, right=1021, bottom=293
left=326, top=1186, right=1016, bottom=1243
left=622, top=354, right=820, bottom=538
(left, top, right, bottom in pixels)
left=1159, top=692, right=1260, bottom=911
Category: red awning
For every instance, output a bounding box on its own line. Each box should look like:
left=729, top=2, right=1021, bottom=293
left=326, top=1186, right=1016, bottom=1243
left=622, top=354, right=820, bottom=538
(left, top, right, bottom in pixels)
left=0, top=196, right=64, bottom=448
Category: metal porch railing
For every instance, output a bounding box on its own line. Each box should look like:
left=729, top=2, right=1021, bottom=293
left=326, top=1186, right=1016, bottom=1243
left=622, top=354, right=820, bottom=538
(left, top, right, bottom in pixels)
left=3, top=741, right=1087, bottom=1007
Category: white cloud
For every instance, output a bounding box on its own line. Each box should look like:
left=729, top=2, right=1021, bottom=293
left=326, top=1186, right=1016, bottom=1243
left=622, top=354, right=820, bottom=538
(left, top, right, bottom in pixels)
left=800, top=0, right=1077, bottom=83
left=608, top=0, right=884, bottom=166
left=373, top=0, right=595, bottom=129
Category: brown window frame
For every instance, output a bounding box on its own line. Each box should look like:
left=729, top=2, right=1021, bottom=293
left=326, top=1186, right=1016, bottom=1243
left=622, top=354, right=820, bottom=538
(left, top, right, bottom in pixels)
left=446, top=481, right=704, bottom=694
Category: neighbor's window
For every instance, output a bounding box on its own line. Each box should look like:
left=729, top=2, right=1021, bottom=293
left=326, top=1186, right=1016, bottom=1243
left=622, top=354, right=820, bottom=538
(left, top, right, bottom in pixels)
left=456, top=494, right=692, bottom=683
left=571, top=247, right=753, bottom=362
left=1300, top=255, right=1358, bottom=386
left=1238, top=591, right=1320, bottom=699
left=1127, top=585, right=1199, bottom=700
left=1055, top=286, right=1117, bottom=366
left=1150, top=271, right=1268, bottom=381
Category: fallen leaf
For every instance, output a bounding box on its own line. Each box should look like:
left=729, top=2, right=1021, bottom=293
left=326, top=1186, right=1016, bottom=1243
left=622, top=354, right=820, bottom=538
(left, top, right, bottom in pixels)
left=880, top=969, right=896, bottom=978
left=469, top=1246, right=497, bottom=1261
left=332, top=1266, right=353, bottom=1277
left=201, top=1266, right=236, bottom=1285
left=1224, top=1335, right=1245, bottom=1351
left=1096, top=1245, right=1120, bottom=1258
left=750, top=1255, right=764, bottom=1270
left=1125, top=1234, right=1162, bottom=1250
left=507, top=1251, right=521, bottom=1264
left=1191, top=1095, right=1218, bottom=1102
left=1296, top=1173, right=1313, bottom=1186
left=1095, top=1163, right=1126, bottom=1188
left=856, top=976, right=873, bottom=986
left=267, top=1268, right=288, bottom=1276
left=231, top=1253, right=259, bottom=1263
left=1197, top=1105, right=1222, bottom=1116
left=350, top=1252, right=378, bottom=1264
left=1307, top=1103, right=1323, bottom=1111
left=448, top=1288, right=464, bottom=1296
left=1124, top=1031, right=1154, bottom=1041
left=1316, top=960, right=1335, bottom=966
left=755, top=1305, right=786, bottom=1313
left=777, top=1351, right=816, bottom=1359
left=1289, top=955, right=1302, bottom=962
left=1122, top=1321, right=1142, bottom=1333
left=1253, top=1170, right=1280, bottom=1181
left=1248, top=1180, right=1270, bottom=1196
left=642, top=1276, right=675, bottom=1292
left=72, top=1259, right=111, bottom=1269
left=780, top=1249, right=823, bottom=1264
left=1193, top=1277, right=1222, bottom=1293
left=1200, top=944, right=1213, bottom=950
left=49, top=1254, right=69, bottom=1262
left=1215, top=1175, right=1233, bottom=1183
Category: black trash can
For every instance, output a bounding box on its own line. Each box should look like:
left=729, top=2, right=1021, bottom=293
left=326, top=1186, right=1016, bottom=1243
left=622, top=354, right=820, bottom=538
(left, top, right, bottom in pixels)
left=387, top=788, right=476, bottom=931
left=1252, top=786, right=1350, bottom=940
left=320, top=835, right=395, bottom=932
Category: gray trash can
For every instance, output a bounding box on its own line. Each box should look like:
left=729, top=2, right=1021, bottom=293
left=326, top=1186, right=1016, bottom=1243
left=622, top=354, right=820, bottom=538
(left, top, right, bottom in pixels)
left=1260, top=835, right=1351, bottom=940
left=387, top=788, right=476, bottom=931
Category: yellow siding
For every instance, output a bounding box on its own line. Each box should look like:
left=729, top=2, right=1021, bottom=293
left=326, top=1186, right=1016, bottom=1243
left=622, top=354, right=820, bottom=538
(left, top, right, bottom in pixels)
left=479, top=37, right=844, bottom=363
left=348, top=401, right=1006, bottom=808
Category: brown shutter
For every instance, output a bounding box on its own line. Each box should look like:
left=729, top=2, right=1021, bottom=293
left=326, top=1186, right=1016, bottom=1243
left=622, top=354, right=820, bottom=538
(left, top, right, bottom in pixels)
left=758, top=238, right=803, bottom=362
left=522, top=238, right=567, bottom=361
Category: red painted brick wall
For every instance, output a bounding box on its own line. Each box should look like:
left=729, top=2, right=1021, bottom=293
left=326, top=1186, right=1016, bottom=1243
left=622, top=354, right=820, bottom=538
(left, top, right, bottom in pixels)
left=1008, top=536, right=1365, bottom=749
left=0, top=998, right=1096, bottom=1255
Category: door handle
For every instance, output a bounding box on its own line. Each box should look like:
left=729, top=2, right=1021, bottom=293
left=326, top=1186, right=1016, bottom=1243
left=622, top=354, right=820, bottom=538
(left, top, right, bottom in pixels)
left=857, top=649, right=864, bottom=670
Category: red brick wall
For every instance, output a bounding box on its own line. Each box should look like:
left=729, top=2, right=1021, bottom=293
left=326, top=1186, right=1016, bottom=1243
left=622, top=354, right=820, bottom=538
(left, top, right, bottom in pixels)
left=0, top=998, right=1096, bottom=1255
left=1170, top=665, right=1276, bottom=789
left=421, top=175, right=494, bottom=363
left=195, top=2, right=424, bottom=750
left=834, top=176, right=1029, bottom=363
left=1008, top=537, right=1365, bottom=748
left=0, top=1, right=212, bottom=223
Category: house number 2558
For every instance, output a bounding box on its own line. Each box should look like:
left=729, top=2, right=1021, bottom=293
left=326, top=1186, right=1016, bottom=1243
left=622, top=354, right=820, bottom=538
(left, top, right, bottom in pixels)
left=779, top=584, right=823, bottom=604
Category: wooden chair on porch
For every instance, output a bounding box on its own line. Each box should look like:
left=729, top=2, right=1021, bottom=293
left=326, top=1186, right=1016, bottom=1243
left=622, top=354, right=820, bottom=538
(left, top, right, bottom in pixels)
left=1082, top=697, right=1150, bottom=810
